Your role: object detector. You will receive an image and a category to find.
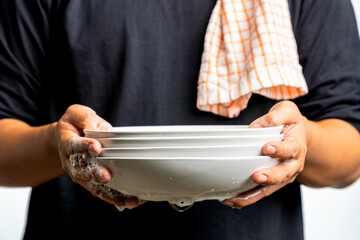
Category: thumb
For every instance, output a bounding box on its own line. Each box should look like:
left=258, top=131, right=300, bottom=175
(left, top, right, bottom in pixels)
left=249, top=101, right=301, bottom=128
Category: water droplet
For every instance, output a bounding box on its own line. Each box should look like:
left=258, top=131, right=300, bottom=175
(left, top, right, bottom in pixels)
left=168, top=202, right=193, bottom=212
left=169, top=177, right=172, bottom=180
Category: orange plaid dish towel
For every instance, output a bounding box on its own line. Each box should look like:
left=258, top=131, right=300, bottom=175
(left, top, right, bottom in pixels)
left=197, top=0, right=308, bottom=118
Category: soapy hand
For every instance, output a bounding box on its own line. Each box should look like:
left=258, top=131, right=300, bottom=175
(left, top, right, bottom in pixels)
left=222, top=101, right=307, bottom=209
left=55, top=104, right=144, bottom=210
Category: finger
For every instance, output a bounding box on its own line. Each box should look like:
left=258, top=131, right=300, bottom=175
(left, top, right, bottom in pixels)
left=77, top=181, right=119, bottom=205
left=91, top=166, right=111, bottom=183
left=56, top=105, right=112, bottom=158
left=249, top=112, right=282, bottom=128
left=58, top=131, right=102, bottom=156
left=105, top=191, right=141, bottom=208
left=249, top=101, right=301, bottom=128
left=252, top=159, right=300, bottom=185
left=262, top=138, right=300, bottom=160
left=222, top=182, right=289, bottom=209
left=66, top=135, right=102, bottom=156
left=66, top=154, right=112, bottom=183
left=71, top=169, right=92, bottom=182
left=63, top=104, right=112, bottom=132
left=85, top=182, right=125, bottom=205
left=83, top=182, right=141, bottom=207
left=63, top=148, right=112, bottom=185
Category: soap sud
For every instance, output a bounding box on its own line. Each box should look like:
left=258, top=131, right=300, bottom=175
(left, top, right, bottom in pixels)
left=68, top=136, right=89, bottom=154
left=75, top=157, right=265, bottom=213
left=67, top=154, right=139, bottom=212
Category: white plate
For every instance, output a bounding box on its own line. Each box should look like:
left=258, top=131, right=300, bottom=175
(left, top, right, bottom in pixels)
left=94, top=156, right=279, bottom=207
left=96, top=134, right=284, bottom=148
left=100, top=145, right=264, bottom=158
left=84, top=125, right=283, bottom=138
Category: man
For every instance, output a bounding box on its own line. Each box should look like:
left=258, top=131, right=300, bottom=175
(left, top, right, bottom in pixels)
left=0, top=0, right=360, bottom=239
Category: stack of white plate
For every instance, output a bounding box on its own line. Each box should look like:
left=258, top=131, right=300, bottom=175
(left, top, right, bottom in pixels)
left=85, top=125, right=283, bottom=208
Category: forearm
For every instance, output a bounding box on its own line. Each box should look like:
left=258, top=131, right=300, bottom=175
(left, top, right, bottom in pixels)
left=0, top=118, right=65, bottom=187
left=298, top=118, right=360, bottom=188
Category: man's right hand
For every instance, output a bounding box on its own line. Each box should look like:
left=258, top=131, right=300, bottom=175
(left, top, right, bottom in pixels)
left=55, top=104, right=144, bottom=210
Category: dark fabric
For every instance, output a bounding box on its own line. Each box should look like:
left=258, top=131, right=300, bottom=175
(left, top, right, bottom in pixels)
left=0, top=0, right=359, bottom=239
left=292, top=0, right=360, bottom=130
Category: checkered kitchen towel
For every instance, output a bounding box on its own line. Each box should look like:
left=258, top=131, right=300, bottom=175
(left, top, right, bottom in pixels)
left=197, top=0, right=308, bottom=118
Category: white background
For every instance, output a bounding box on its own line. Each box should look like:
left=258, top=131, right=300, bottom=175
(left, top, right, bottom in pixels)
left=1, top=1, right=360, bottom=239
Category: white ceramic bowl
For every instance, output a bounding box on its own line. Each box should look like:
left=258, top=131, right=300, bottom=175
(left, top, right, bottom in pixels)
left=96, top=134, right=284, bottom=148
left=94, top=156, right=279, bottom=207
left=100, top=145, right=264, bottom=158
left=84, top=125, right=283, bottom=138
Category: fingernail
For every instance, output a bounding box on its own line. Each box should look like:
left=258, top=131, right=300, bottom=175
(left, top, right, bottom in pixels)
left=92, top=168, right=108, bottom=183
left=258, top=174, right=268, bottom=183
left=266, top=145, right=276, bottom=154
left=91, top=142, right=103, bottom=155
left=223, top=201, right=234, bottom=207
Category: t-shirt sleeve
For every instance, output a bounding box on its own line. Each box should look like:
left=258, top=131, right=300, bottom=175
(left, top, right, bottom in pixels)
left=292, top=0, right=360, bottom=131
left=0, top=0, right=53, bottom=125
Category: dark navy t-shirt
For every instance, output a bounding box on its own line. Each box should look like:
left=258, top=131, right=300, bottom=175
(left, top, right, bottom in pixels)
left=0, top=0, right=360, bottom=239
